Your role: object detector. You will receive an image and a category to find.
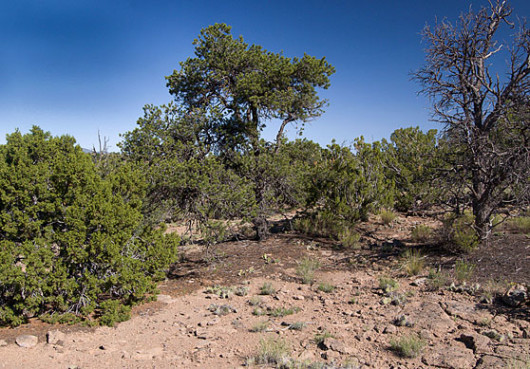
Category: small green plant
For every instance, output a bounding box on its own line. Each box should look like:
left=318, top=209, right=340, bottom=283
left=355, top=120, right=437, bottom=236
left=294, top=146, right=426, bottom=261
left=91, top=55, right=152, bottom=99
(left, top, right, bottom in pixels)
left=207, top=304, right=236, bottom=316
left=402, top=249, right=425, bottom=276
left=314, top=330, right=334, bottom=346
left=296, top=257, right=321, bottom=285
left=317, top=282, right=336, bottom=293
left=411, top=225, right=433, bottom=243
left=288, top=321, right=307, bottom=331
left=380, top=209, right=397, bottom=225
left=254, top=337, right=290, bottom=366
left=338, top=228, right=361, bottom=249
left=505, top=216, right=530, bottom=234
left=252, top=307, right=267, bottom=316
left=454, top=260, right=475, bottom=283
left=205, top=285, right=233, bottom=299
left=427, top=268, right=448, bottom=290
left=390, top=335, right=426, bottom=358
left=260, top=282, right=276, bottom=295
left=234, top=286, right=249, bottom=297
left=379, top=276, right=399, bottom=293
left=250, top=320, right=269, bottom=332
left=446, top=213, right=479, bottom=252
left=249, top=296, right=263, bottom=306
left=269, top=307, right=300, bottom=317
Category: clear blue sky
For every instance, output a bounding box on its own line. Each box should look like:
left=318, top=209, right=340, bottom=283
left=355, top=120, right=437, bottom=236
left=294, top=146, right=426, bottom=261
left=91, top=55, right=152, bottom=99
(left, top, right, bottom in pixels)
left=1, top=0, right=529, bottom=150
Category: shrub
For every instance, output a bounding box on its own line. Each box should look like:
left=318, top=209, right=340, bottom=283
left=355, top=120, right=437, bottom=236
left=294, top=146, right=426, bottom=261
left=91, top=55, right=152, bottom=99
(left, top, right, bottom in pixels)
left=288, top=321, right=307, bottom=331
left=411, top=225, right=433, bottom=243
left=454, top=260, right=475, bottom=283
left=444, top=213, right=479, bottom=252
left=380, top=209, right=397, bottom=225
left=314, top=330, right=334, bottom=346
left=254, top=337, right=290, bottom=366
left=379, top=277, right=399, bottom=293
left=402, top=249, right=425, bottom=276
left=317, top=282, right=336, bottom=293
left=0, top=128, right=179, bottom=327
left=250, top=321, right=269, bottom=332
left=505, top=217, right=530, bottom=234
left=269, top=307, right=300, bottom=317
left=296, top=257, right=321, bottom=285
left=390, top=335, right=426, bottom=358
left=338, top=228, right=361, bottom=249
left=427, top=268, right=448, bottom=290
left=260, top=282, right=276, bottom=295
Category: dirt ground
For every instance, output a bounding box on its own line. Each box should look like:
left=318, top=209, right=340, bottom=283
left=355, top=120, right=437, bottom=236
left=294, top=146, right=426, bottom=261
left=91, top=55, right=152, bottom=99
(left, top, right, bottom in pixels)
left=0, top=214, right=528, bottom=368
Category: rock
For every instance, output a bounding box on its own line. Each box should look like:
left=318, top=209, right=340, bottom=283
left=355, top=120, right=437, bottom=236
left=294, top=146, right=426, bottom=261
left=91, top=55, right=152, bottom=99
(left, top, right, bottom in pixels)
left=393, top=314, right=413, bottom=327
left=293, top=295, right=305, bottom=300
left=475, top=355, right=508, bottom=369
left=0, top=339, right=7, bottom=347
left=157, top=294, right=176, bottom=304
left=383, top=325, right=397, bottom=334
left=15, top=335, right=38, bottom=348
left=46, top=330, right=65, bottom=345
left=502, top=284, right=528, bottom=307
left=411, top=277, right=427, bottom=287
left=403, top=301, right=456, bottom=335
left=298, top=350, right=316, bottom=361
left=442, top=300, right=489, bottom=324
left=482, top=329, right=505, bottom=342
left=458, top=332, right=490, bottom=353
left=422, top=344, right=476, bottom=368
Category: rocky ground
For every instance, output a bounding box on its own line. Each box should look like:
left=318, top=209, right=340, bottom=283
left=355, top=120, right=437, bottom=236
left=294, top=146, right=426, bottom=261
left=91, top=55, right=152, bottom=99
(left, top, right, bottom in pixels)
left=0, top=214, right=528, bottom=368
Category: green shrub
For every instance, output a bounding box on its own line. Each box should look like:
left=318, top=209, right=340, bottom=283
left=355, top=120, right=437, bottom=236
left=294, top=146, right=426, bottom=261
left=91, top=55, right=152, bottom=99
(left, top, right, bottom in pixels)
left=380, top=209, right=397, bottom=225
left=454, top=260, right=475, bottom=283
left=268, top=307, right=300, bottom=317
left=402, top=249, right=425, bottom=276
left=338, top=228, right=361, bottom=249
left=254, top=337, right=290, bottom=366
left=260, top=282, right=276, bottom=295
left=250, top=321, right=269, bottom=332
left=505, top=217, right=530, bottom=234
left=411, top=225, right=433, bottom=243
left=98, top=300, right=132, bottom=327
left=0, top=128, right=179, bottom=327
left=296, top=257, right=321, bottom=285
left=379, top=277, right=399, bottom=293
left=427, top=268, right=448, bottom=290
left=445, top=213, right=479, bottom=252
left=317, top=282, right=336, bottom=293
left=314, top=330, right=334, bottom=345
left=390, top=335, right=426, bottom=358
left=288, top=321, right=307, bottom=331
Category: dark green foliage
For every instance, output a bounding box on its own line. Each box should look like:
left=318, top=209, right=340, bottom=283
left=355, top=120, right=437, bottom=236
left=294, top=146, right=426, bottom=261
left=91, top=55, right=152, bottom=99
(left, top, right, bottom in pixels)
left=0, top=127, right=179, bottom=326
left=304, top=140, right=393, bottom=233
left=166, top=23, right=334, bottom=239
left=383, top=127, right=443, bottom=212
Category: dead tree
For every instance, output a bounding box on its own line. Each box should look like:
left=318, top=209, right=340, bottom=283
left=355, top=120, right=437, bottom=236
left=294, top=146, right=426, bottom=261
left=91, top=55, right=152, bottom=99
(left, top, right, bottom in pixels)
left=414, top=0, right=530, bottom=239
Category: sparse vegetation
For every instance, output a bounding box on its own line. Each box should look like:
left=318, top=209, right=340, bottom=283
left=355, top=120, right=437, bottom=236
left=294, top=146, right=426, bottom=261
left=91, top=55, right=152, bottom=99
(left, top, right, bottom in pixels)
left=260, top=282, right=276, bottom=295
left=411, top=225, right=433, bottom=243
left=402, top=249, right=425, bottom=276
left=314, top=330, right=334, bottom=346
left=454, top=260, right=475, bottom=284
left=427, top=268, right=448, bottom=290
left=379, top=277, right=399, bottom=293
left=505, top=217, right=530, bottom=234
left=250, top=321, right=269, bottom=332
left=317, top=282, right=336, bottom=293
left=390, top=335, right=426, bottom=358
left=380, top=209, right=397, bottom=225
left=288, top=321, right=307, bottom=331
left=253, top=337, right=290, bottom=366
left=296, top=257, right=321, bottom=285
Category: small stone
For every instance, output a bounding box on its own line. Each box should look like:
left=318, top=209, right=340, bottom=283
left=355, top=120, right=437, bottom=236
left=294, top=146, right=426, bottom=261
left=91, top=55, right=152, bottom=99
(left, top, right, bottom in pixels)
left=0, top=339, right=7, bottom=346
left=383, top=325, right=397, bottom=334
left=46, top=330, right=65, bottom=345
left=15, top=335, right=38, bottom=348
left=459, top=332, right=490, bottom=353
left=293, top=295, right=305, bottom=300
left=411, top=277, right=427, bottom=287
left=502, top=285, right=528, bottom=307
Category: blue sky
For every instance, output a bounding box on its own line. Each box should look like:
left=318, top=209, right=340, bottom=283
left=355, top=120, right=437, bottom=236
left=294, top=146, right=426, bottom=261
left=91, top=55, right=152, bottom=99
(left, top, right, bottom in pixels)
left=1, top=0, right=529, bottom=150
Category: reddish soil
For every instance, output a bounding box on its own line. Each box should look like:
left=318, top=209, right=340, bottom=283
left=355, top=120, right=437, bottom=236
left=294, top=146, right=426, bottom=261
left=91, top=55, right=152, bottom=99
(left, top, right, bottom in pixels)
left=0, top=214, right=528, bottom=368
